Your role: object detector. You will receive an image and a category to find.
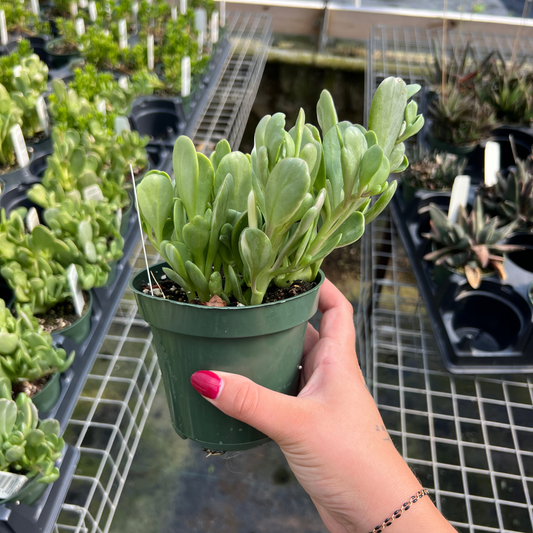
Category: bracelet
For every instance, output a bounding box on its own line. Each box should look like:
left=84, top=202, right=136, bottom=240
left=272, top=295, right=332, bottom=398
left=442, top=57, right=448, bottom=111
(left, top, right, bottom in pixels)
left=369, top=489, right=430, bottom=533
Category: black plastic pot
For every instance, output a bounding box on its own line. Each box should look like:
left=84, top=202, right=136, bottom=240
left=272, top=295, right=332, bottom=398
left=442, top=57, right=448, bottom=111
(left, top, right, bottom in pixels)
left=506, top=233, right=533, bottom=275
left=44, top=38, right=80, bottom=69
left=130, top=99, right=185, bottom=142
left=0, top=148, right=35, bottom=186
left=0, top=40, right=19, bottom=56
left=28, top=35, right=53, bottom=67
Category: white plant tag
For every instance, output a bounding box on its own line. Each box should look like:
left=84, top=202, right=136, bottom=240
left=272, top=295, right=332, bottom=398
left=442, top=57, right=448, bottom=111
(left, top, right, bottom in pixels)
left=12, top=65, right=21, bottom=77
left=0, top=11, right=7, bottom=46
left=118, top=75, right=128, bottom=89
left=66, top=264, right=84, bottom=317
left=146, top=0, right=152, bottom=5
left=210, top=13, right=219, bottom=44
left=115, top=208, right=122, bottom=230
left=181, top=56, right=191, bottom=97
left=180, top=0, right=187, bottom=14
left=114, top=116, right=131, bottom=134
left=448, top=175, right=471, bottom=223
left=26, top=207, right=39, bottom=232
left=0, top=472, right=28, bottom=499
left=147, top=34, right=154, bottom=70
left=220, top=0, right=225, bottom=27
left=197, top=31, right=204, bottom=55
left=171, top=6, right=177, bottom=20
left=83, top=184, right=104, bottom=201
left=30, top=0, right=40, bottom=16
left=118, top=19, right=128, bottom=49
left=88, top=1, right=97, bottom=21
left=132, top=2, right=138, bottom=20
left=195, top=8, right=206, bottom=33
left=10, top=125, right=29, bottom=168
left=75, top=17, right=85, bottom=36
left=96, top=98, right=106, bottom=115
left=79, top=0, right=88, bottom=8
left=36, top=95, right=50, bottom=135
left=70, top=1, right=78, bottom=17
left=484, top=141, right=500, bottom=187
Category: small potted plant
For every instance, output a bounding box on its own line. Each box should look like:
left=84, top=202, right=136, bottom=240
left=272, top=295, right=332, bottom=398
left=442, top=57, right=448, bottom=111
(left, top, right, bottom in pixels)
left=0, top=389, right=65, bottom=505
left=0, top=299, right=74, bottom=412
left=0, top=86, right=27, bottom=179
left=130, top=76, right=424, bottom=450
left=423, top=195, right=520, bottom=288
left=45, top=18, right=82, bottom=68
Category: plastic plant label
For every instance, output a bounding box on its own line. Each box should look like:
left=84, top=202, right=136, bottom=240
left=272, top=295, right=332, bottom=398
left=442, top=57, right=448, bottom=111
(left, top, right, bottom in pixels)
left=75, top=17, right=85, bottom=36
left=195, top=8, right=206, bottom=33
left=115, top=208, right=122, bottom=230
left=70, top=1, right=78, bottom=17
left=210, top=13, right=219, bottom=43
left=26, top=207, right=39, bottom=232
left=114, top=115, right=131, bottom=135
left=10, top=125, right=29, bottom=168
left=0, top=11, right=7, bottom=46
left=220, top=0, right=225, bottom=27
left=83, top=184, right=104, bottom=201
left=12, top=65, right=22, bottom=77
left=30, top=0, right=40, bottom=16
left=181, top=56, right=191, bottom=97
left=118, top=75, right=128, bottom=89
left=0, top=472, right=28, bottom=499
left=88, top=1, right=97, bottom=21
left=198, top=31, right=204, bottom=55
left=448, top=175, right=471, bottom=223
left=96, top=98, right=106, bottom=115
left=147, top=34, right=154, bottom=70
left=171, top=6, right=177, bottom=20
left=118, top=19, right=128, bottom=49
left=79, top=0, right=88, bottom=7
left=132, top=2, right=138, bottom=20
left=66, top=264, right=84, bottom=317
left=36, top=95, right=50, bottom=135
left=180, top=0, right=186, bottom=15
left=484, top=141, right=500, bottom=187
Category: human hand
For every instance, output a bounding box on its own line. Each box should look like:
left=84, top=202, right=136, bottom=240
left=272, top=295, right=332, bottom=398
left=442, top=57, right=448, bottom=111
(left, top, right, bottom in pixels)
left=190, top=279, right=456, bottom=533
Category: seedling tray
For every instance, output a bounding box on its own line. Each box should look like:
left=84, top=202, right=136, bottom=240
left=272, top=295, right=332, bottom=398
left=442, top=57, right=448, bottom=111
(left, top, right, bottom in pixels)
left=0, top=444, right=79, bottom=533
left=390, top=185, right=533, bottom=374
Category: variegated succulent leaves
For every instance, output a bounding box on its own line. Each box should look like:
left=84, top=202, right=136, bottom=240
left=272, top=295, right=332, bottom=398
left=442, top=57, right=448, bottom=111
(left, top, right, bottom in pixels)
left=138, top=77, right=424, bottom=305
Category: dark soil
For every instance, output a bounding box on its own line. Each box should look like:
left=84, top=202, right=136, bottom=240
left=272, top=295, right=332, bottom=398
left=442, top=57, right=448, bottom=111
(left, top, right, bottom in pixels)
left=36, top=292, right=89, bottom=333
left=26, top=131, right=48, bottom=145
left=125, top=164, right=148, bottom=181
left=142, top=276, right=317, bottom=305
left=13, top=374, right=52, bottom=398
left=0, top=162, right=19, bottom=176
left=49, top=40, right=79, bottom=55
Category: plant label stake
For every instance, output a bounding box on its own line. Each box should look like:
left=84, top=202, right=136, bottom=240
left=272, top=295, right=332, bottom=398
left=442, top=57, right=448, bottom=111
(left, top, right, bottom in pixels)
left=36, top=95, right=50, bottom=136
left=66, top=264, right=84, bottom=317
left=30, top=0, right=40, bottom=17
left=75, top=17, right=85, bottom=36
left=220, top=0, right=225, bottom=27
left=181, top=56, right=191, bottom=97
left=13, top=65, right=21, bottom=77
left=131, top=165, right=153, bottom=296
left=0, top=472, right=28, bottom=499
left=171, top=6, right=177, bottom=20
left=79, top=0, right=88, bottom=8
left=88, top=1, right=97, bottom=21
left=70, top=1, right=78, bottom=17
left=26, top=207, right=39, bottom=233
left=210, top=13, right=219, bottom=44
left=448, top=175, right=471, bottom=223
left=10, top=125, right=29, bottom=168
left=115, top=207, right=122, bottom=230
left=484, top=141, right=500, bottom=187
left=82, top=184, right=104, bottom=202
left=119, top=19, right=128, bottom=49
left=180, top=0, right=187, bottom=15
left=118, top=75, right=128, bottom=90
left=132, top=1, right=138, bottom=20
left=96, top=98, right=106, bottom=115
left=114, top=115, right=131, bottom=135
left=0, top=11, right=7, bottom=46
left=198, top=31, right=204, bottom=56
left=147, top=34, right=154, bottom=71
left=195, top=8, right=206, bottom=33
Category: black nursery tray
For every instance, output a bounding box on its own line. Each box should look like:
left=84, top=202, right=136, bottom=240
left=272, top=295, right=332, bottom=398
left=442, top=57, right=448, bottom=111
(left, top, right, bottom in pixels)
left=0, top=444, right=79, bottom=533
left=390, top=186, right=533, bottom=375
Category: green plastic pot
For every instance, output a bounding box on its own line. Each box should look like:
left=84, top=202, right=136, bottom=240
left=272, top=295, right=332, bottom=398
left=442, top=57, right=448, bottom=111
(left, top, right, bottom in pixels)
left=130, top=262, right=324, bottom=451
left=31, top=371, right=61, bottom=413
left=0, top=474, right=47, bottom=506
left=44, top=38, right=80, bottom=68
left=52, top=291, right=92, bottom=345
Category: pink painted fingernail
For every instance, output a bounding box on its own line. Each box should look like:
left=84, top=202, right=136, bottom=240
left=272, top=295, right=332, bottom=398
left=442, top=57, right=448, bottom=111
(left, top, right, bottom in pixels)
left=190, top=371, right=222, bottom=400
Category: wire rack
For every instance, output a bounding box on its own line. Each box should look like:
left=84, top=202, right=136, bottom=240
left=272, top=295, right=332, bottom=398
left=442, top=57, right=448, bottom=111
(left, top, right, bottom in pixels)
left=356, top=25, right=533, bottom=533
left=53, top=13, right=272, bottom=533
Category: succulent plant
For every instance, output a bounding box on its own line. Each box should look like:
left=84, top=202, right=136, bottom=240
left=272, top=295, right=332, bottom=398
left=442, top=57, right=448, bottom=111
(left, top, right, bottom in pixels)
left=0, top=1, right=50, bottom=35
left=138, top=77, right=424, bottom=305
left=481, top=159, right=533, bottom=233
left=0, top=85, right=24, bottom=171
left=0, top=39, right=33, bottom=92
left=0, top=299, right=74, bottom=385
left=0, top=389, right=64, bottom=485
left=402, top=147, right=467, bottom=191
left=423, top=196, right=520, bottom=288
left=54, top=18, right=81, bottom=52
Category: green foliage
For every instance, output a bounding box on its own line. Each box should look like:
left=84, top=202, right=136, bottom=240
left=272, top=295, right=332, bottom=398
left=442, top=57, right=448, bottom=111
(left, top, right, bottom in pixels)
left=55, top=18, right=81, bottom=48
left=0, top=39, right=33, bottom=92
left=138, top=77, right=423, bottom=305
left=80, top=27, right=120, bottom=70
left=0, top=2, right=50, bottom=35
left=423, top=196, right=520, bottom=288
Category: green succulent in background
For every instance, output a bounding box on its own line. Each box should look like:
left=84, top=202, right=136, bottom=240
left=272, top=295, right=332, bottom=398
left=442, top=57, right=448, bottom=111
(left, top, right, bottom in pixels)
left=0, top=390, right=64, bottom=485
left=43, top=0, right=72, bottom=19
left=0, top=299, right=74, bottom=385
left=54, top=18, right=81, bottom=52
left=0, top=2, right=50, bottom=36
left=0, top=85, right=23, bottom=171
left=138, top=77, right=424, bottom=305
left=481, top=160, right=533, bottom=233
left=80, top=27, right=121, bottom=70
left=402, top=147, right=467, bottom=191
left=423, top=196, right=520, bottom=288
left=0, top=40, right=33, bottom=92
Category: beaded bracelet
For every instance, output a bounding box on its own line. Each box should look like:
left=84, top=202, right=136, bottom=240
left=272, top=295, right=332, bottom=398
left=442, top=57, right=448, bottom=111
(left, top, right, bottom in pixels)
left=369, top=489, right=430, bottom=533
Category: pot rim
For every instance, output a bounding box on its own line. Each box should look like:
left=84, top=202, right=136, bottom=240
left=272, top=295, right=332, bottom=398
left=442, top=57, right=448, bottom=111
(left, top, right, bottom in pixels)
left=31, top=369, right=61, bottom=402
left=130, top=262, right=325, bottom=311
left=51, top=290, right=93, bottom=335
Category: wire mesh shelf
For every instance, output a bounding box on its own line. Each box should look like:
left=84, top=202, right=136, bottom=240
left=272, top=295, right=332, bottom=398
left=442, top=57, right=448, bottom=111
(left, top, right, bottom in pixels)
left=357, top=25, right=533, bottom=533
left=53, top=13, right=272, bottom=533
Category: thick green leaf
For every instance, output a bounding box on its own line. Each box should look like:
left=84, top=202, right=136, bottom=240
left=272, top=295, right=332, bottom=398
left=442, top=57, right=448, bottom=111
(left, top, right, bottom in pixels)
left=239, top=228, right=272, bottom=280
left=265, top=113, right=286, bottom=169
left=364, top=181, right=398, bottom=224
left=316, top=90, right=338, bottom=136
left=210, top=139, right=231, bottom=172
left=185, top=261, right=210, bottom=302
left=173, top=136, right=199, bottom=220
left=333, top=211, right=365, bottom=247
left=323, top=127, right=344, bottom=208
left=182, top=215, right=210, bottom=269
left=214, top=152, right=251, bottom=212
left=358, top=144, right=384, bottom=191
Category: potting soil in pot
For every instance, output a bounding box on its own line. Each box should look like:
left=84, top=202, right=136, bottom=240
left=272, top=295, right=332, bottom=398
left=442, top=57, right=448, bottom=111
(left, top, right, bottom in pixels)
left=35, top=293, right=90, bottom=334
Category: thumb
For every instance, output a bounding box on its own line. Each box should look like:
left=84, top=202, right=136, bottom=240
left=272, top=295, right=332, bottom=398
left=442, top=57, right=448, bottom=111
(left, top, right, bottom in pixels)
left=190, top=370, right=303, bottom=442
